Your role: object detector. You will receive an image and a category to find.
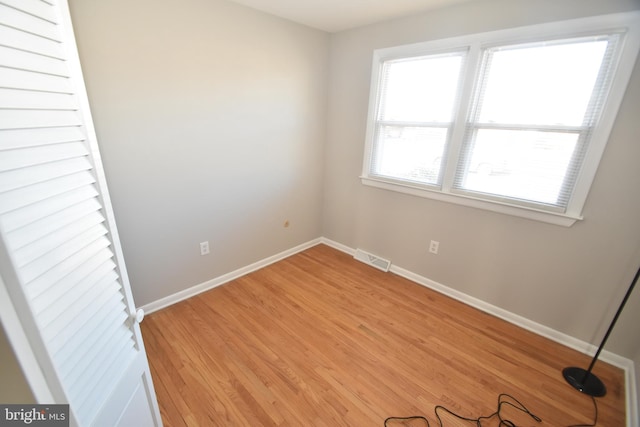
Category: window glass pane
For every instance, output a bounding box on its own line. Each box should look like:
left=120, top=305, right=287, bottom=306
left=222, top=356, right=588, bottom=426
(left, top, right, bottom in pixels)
left=372, top=126, right=447, bottom=185
left=478, top=39, right=608, bottom=126
left=380, top=53, right=464, bottom=122
left=458, top=129, right=579, bottom=205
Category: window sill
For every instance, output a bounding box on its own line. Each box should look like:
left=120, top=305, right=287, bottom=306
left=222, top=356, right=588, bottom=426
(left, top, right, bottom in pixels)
left=360, top=176, right=582, bottom=227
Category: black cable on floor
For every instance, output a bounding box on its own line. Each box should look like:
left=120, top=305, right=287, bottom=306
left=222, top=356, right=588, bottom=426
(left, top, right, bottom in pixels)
left=567, top=396, right=598, bottom=427
left=384, top=392, right=599, bottom=427
left=384, top=393, right=541, bottom=427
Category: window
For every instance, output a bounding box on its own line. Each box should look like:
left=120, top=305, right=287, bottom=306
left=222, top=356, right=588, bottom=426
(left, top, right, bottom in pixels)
left=362, top=12, right=640, bottom=226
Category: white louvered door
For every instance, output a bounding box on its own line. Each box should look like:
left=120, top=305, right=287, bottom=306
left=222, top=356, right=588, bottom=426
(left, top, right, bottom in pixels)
left=0, top=1, right=162, bottom=426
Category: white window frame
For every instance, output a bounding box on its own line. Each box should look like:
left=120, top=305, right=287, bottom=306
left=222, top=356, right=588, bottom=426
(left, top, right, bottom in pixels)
left=361, top=12, right=640, bottom=226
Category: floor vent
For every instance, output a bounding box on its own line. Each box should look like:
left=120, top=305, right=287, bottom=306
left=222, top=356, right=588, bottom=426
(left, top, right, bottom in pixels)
left=354, top=249, right=391, bottom=272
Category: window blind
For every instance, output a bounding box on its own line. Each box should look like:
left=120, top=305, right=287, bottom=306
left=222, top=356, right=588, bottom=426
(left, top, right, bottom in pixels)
left=370, top=51, right=467, bottom=186
left=362, top=13, right=640, bottom=225
left=453, top=35, right=620, bottom=211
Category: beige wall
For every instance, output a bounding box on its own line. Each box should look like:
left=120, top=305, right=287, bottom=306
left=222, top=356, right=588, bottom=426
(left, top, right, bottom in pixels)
left=68, top=0, right=329, bottom=306
left=0, top=326, right=34, bottom=404
left=323, top=0, right=640, bottom=358
left=5, top=0, right=638, bottom=408
left=66, top=0, right=640, bottom=359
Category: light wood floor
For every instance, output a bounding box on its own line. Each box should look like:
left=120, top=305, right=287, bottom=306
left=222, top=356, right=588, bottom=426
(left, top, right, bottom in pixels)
left=141, top=244, right=625, bottom=426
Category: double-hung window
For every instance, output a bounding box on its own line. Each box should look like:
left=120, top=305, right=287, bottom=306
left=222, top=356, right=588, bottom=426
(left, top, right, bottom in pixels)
left=362, top=12, right=640, bottom=226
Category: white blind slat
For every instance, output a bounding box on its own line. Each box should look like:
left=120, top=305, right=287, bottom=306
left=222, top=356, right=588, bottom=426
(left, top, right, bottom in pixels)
left=24, top=237, right=111, bottom=298
left=0, top=0, right=59, bottom=24
left=0, top=4, right=61, bottom=41
left=0, top=127, right=85, bottom=151
left=0, top=170, right=95, bottom=215
left=63, top=325, right=130, bottom=393
left=55, top=286, right=124, bottom=377
left=19, top=224, right=108, bottom=283
left=44, top=281, right=120, bottom=353
left=49, top=298, right=127, bottom=359
left=0, top=109, right=81, bottom=130
left=0, top=142, right=88, bottom=172
left=0, top=157, right=92, bottom=194
left=13, top=210, right=104, bottom=267
left=40, top=270, right=118, bottom=334
left=0, top=24, right=64, bottom=59
left=38, top=259, right=118, bottom=325
left=0, top=187, right=99, bottom=233
left=30, top=250, right=115, bottom=314
left=0, top=66, right=72, bottom=94
left=0, top=88, right=77, bottom=110
left=76, top=341, right=135, bottom=424
left=73, top=330, right=133, bottom=408
left=0, top=45, right=67, bottom=77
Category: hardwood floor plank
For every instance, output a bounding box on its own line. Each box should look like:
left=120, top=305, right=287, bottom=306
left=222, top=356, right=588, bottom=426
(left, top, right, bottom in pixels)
left=141, top=244, right=626, bottom=426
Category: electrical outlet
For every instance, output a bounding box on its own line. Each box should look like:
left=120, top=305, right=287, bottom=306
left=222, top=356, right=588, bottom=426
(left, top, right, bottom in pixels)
left=429, top=240, right=439, bottom=254
left=200, top=241, right=210, bottom=256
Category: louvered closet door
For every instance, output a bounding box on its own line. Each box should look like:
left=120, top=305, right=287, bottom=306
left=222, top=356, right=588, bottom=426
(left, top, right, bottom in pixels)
left=0, top=1, right=162, bottom=426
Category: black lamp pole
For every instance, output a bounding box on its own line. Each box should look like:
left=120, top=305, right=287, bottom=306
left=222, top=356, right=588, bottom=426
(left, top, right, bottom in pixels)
left=562, top=264, right=640, bottom=397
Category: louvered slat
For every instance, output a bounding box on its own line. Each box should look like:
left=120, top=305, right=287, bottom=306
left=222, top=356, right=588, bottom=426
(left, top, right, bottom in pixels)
left=55, top=274, right=122, bottom=375
left=0, top=4, right=61, bottom=41
left=42, top=273, right=118, bottom=341
left=1, top=189, right=99, bottom=234
left=0, top=127, right=85, bottom=151
left=76, top=339, right=136, bottom=423
left=44, top=282, right=120, bottom=353
left=12, top=210, right=104, bottom=267
left=0, top=110, right=81, bottom=129
left=0, top=24, right=64, bottom=60
left=24, top=236, right=111, bottom=298
left=0, top=170, right=95, bottom=215
left=0, top=142, right=88, bottom=172
left=0, top=157, right=92, bottom=194
left=0, top=46, right=67, bottom=77
left=0, top=0, right=59, bottom=24
left=63, top=323, right=130, bottom=392
left=74, top=326, right=134, bottom=408
left=0, top=67, right=71, bottom=95
left=37, top=265, right=117, bottom=329
left=0, top=2, right=145, bottom=424
left=0, top=88, right=78, bottom=110
left=49, top=294, right=127, bottom=358
left=30, top=250, right=115, bottom=315
left=19, top=224, right=108, bottom=283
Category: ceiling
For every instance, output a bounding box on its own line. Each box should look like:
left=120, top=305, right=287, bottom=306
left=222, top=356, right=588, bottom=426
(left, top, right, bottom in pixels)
left=225, top=0, right=479, bottom=33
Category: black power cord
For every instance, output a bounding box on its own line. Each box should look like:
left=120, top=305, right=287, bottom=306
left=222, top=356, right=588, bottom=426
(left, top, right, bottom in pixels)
left=384, top=393, right=599, bottom=427
left=567, top=396, right=598, bottom=427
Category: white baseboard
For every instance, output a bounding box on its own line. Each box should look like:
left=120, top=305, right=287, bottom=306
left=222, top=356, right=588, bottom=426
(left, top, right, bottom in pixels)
left=625, top=362, right=638, bottom=427
left=319, top=237, right=356, bottom=256
left=320, top=237, right=638, bottom=427
left=140, top=236, right=637, bottom=426
left=140, top=238, right=322, bottom=315
left=390, top=263, right=638, bottom=427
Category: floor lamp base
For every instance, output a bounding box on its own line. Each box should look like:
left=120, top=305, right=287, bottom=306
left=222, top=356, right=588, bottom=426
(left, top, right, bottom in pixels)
left=563, top=367, right=607, bottom=397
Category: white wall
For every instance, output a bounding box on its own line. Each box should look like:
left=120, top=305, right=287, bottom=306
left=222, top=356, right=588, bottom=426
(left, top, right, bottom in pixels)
left=323, top=0, right=640, bottom=358
left=636, top=348, right=640, bottom=414
left=68, top=0, right=329, bottom=306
